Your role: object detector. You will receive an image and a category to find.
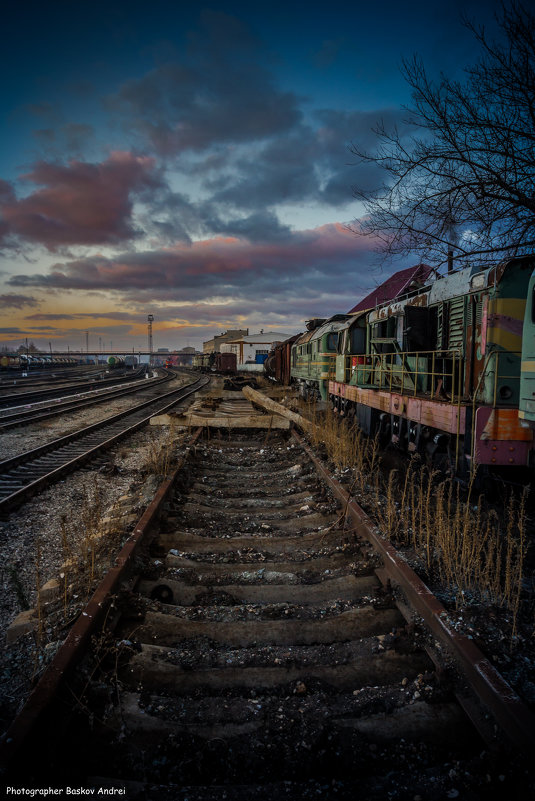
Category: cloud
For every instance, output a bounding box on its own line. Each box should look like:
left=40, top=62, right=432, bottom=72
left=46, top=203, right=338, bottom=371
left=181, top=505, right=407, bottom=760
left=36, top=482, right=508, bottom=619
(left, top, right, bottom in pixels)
left=207, top=128, right=320, bottom=209
left=24, top=311, right=145, bottom=322
left=33, top=124, right=96, bottom=158
left=0, top=292, right=39, bottom=309
left=0, top=152, right=163, bottom=250
left=23, top=313, right=78, bottom=320
left=107, top=11, right=302, bottom=156
left=8, top=222, right=378, bottom=308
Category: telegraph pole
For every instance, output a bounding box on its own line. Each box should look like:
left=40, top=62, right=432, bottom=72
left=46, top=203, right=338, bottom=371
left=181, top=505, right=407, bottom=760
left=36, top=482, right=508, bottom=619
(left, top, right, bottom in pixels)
left=147, top=314, right=154, bottom=366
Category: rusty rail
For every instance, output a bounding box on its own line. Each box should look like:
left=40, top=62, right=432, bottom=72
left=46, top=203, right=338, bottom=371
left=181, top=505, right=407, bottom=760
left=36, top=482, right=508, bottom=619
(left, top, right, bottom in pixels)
left=0, top=428, right=202, bottom=773
left=292, top=429, right=535, bottom=753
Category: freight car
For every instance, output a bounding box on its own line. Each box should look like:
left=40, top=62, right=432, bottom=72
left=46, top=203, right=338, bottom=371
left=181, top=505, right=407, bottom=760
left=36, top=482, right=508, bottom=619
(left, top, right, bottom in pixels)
left=198, top=353, right=215, bottom=372
left=326, top=255, right=535, bottom=476
left=215, top=352, right=237, bottom=375
left=107, top=355, right=125, bottom=368
left=193, top=353, right=236, bottom=373
left=264, top=334, right=301, bottom=386
left=0, top=354, right=21, bottom=370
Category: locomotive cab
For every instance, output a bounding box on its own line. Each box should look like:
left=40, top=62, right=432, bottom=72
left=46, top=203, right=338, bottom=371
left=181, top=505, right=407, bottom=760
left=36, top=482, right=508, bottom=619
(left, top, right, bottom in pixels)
left=334, top=313, right=367, bottom=385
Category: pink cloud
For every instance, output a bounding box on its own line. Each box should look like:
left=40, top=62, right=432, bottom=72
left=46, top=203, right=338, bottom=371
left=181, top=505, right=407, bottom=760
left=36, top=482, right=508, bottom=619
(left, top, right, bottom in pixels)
left=11, top=222, right=363, bottom=290
left=0, top=152, right=160, bottom=250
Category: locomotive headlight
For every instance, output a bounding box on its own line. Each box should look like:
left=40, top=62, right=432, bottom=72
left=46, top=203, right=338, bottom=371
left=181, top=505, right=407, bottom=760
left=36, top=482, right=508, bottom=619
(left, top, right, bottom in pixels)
left=499, top=385, right=513, bottom=400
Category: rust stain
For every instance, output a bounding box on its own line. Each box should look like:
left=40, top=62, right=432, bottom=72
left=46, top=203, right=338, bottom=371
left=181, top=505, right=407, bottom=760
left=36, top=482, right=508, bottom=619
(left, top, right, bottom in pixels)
left=481, top=409, right=533, bottom=442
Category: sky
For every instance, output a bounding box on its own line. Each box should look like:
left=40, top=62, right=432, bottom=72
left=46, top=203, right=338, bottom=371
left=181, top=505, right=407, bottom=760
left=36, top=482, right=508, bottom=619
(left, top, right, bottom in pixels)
left=0, top=0, right=505, bottom=354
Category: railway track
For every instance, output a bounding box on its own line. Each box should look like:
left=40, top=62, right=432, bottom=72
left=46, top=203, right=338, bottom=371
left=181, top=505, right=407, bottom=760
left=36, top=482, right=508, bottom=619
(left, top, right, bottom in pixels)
left=0, top=366, right=103, bottom=387
left=0, top=367, right=148, bottom=409
left=2, top=396, right=533, bottom=798
left=0, top=375, right=209, bottom=513
left=0, top=370, right=174, bottom=431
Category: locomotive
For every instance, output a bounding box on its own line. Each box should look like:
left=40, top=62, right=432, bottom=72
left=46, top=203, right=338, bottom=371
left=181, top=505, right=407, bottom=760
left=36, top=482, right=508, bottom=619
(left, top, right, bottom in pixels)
left=266, top=255, right=535, bottom=476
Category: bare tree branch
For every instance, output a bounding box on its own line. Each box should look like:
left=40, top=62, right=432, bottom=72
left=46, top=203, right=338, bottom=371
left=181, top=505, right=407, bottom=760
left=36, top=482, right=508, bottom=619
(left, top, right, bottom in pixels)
left=349, top=2, right=535, bottom=268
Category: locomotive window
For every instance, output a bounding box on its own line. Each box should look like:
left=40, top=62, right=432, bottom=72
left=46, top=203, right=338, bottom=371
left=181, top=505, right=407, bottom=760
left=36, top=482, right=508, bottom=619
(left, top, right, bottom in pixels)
left=532, top=284, right=535, bottom=323
left=350, top=327, right=365, bottom=354
left=326, top=333, right=337, bottom=351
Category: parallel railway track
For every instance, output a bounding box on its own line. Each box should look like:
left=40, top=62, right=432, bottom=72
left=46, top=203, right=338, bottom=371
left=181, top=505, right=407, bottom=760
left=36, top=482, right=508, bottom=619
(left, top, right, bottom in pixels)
left=0, top=375, right=209, bottom=513
left=0, top=370, right=174, bottom=431
left=2, top=397, right=533, bottom=797
left=0, top=367, right=149, bottom=409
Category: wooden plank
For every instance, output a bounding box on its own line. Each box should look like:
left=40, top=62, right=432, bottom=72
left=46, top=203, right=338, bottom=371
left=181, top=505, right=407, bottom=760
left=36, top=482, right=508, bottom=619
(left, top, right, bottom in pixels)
left=152, top=412, right=289, bottom=429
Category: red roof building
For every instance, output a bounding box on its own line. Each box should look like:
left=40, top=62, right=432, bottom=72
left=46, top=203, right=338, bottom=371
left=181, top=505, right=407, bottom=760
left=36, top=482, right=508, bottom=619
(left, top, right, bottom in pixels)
left=348, top=264, right=437, bottom=314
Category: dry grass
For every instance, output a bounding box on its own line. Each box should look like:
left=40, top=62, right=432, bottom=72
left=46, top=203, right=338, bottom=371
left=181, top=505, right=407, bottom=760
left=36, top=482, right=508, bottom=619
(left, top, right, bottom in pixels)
left=144, top=423, right=184, bottom=475
left=300, top=401, right=528, bottom=630
left=53, top=477, right=127, bottom=617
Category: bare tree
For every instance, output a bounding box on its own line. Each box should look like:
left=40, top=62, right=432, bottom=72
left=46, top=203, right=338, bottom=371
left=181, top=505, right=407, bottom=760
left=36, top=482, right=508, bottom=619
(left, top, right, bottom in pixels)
left=350, top=2, right=535, bottom=269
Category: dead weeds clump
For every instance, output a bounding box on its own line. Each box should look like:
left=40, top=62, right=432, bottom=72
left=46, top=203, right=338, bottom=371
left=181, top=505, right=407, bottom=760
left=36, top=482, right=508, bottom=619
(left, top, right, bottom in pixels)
left=300, top=401, right=528, bottom=635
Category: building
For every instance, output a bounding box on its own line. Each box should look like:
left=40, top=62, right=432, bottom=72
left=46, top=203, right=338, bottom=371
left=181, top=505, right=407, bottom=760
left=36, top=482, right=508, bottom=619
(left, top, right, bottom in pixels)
left=222, top=331, right=293, bottom=371
left=203, top=329, right=249, bottom=354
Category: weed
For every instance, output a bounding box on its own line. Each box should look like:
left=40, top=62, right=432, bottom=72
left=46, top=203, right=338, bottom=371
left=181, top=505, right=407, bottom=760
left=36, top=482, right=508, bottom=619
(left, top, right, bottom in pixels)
left=300, top=402, right=528, bottom=633
left=144, top=424, right=182, bottom=475
left=7, top=565, right=29, bottom=610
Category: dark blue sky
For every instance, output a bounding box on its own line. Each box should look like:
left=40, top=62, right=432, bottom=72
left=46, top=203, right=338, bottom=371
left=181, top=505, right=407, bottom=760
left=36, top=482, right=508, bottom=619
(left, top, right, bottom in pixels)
left=0, top=0, right=506, bottom=351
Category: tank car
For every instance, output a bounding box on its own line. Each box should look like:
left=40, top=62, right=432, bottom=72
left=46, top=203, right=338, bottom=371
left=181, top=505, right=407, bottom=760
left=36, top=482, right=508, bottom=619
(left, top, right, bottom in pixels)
left=107, top=355, right=125, bottom=368
left=0, top=354, right=20, bottom=370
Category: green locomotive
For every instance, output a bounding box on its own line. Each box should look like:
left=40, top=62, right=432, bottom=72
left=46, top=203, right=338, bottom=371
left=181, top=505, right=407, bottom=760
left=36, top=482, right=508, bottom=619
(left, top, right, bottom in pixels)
left=325, top=256, right=535, bottom=475
left=291, top=315, right=352, bottom=400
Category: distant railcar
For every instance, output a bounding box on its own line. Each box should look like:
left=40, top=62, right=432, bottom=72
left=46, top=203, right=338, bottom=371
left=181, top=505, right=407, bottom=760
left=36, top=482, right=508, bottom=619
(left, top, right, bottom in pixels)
left=264, top=334, right=301, bottom=386
left=0, top=354, right=20, bottom=370
left=215, top=352, right=237, bottom=374
left=107, top=355, right=125, bottom=368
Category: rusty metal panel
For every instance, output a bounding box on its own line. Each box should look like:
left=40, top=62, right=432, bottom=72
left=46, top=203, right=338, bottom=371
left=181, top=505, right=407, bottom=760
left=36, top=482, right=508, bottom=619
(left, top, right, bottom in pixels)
left=328, top=382, right=466, bottom=435
left=475, top=408, right=533, bottom=465
left=427, top=265, right=481, bottom=304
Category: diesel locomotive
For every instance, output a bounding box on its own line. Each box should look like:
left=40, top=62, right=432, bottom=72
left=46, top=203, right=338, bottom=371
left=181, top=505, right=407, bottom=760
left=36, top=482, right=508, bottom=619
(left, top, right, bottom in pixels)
left=266, top=255, right=535, bottom=476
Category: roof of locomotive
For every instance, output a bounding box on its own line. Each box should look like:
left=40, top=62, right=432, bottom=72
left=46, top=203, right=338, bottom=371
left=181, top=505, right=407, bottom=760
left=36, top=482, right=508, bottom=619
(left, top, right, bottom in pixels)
left=294, top=314, right=353, bottom=346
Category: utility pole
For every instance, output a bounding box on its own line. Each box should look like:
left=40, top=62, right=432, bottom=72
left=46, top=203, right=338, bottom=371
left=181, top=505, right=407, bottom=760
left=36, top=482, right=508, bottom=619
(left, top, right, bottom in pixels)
left=147, top=314, right=154, bottom=367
